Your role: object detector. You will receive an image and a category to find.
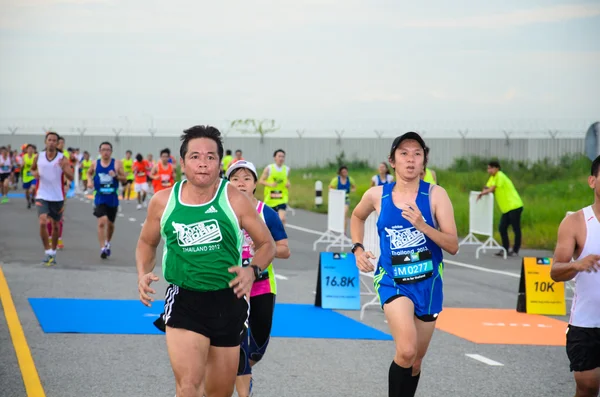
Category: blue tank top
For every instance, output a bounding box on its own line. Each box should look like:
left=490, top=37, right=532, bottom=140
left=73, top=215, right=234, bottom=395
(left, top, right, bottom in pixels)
left=337, top=176, right=351, bottom=193
left=377, top=175, right=391, bottom=186
left=376, top=181, right=443, bottom=284
left=94, top=159, right=119, bottom=207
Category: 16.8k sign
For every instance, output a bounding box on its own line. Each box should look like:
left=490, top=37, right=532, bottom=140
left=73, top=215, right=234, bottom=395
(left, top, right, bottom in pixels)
left=315, top=252, right=361, bottom=310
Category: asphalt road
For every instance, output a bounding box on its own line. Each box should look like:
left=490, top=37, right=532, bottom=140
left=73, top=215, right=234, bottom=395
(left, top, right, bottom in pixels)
left=0, top=192, right=575, bottom=397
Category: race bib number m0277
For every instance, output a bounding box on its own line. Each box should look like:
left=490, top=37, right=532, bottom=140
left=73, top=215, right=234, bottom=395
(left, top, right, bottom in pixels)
left=392, top=250, right=434, bottom=284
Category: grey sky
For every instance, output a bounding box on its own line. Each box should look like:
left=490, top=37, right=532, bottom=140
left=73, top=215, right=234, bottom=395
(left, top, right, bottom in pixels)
left=0, top=0, right=599, bottom=130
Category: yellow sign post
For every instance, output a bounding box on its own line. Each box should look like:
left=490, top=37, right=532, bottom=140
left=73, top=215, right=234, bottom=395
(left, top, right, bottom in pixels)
left=516, top=257, right=566, bottom=316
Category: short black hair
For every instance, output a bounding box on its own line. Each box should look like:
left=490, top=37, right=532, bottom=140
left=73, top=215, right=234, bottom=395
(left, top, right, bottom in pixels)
left=338, top=165, right=348, bottom=175
left=235, top=149, right=242, bottom=154
left=160, top=148, right=170, bottom=156
left=390, top=132, right=428, bottom=167
left=488, top=160, right=501, bottom=169
left=274, top=149, right=285, bottom=157
left=58, top=136, right=65, bottom=142
left=45, top=131, right=59, bottom=141
left=83, top=151, right=89, bottom=155
left=99, top=141, right=113, bottom=150
left=126, top=150, right=132, bottom=155
left=592, top=156, right=600, bottom=177
left=180, top=125, right=224, bottom=160
left=136, top=153, right=143, bottom=162
left=225, top=149, right=232, bottom=155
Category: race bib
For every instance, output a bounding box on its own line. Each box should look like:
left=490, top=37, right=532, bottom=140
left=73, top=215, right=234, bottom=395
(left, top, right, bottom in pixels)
left=391, top=250, right=434, bottom=284
left=1, top=165, right=9, bottom=172
left=160, top=174, right=171, bottom=187
left=98, top=173, right=115, bottom=194
left=270, top=190, right=283, bottom=199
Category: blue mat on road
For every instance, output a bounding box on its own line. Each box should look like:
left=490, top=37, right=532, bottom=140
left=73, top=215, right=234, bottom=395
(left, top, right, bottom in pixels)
left=2, top=193, right=25, bottom=198
left=28, top=298, right=392, bottom=341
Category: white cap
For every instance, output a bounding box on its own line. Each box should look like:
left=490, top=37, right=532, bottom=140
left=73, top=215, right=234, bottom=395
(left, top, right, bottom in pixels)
left=225, top=160, right=258, bottom=180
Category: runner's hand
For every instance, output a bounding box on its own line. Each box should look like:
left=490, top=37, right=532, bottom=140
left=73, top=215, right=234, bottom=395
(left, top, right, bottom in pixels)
left=399, top=202, right=426, bottom=231
left=228, top=266, right=256, bottom=298
left=355, top=248, right=376, bottom=273
left=573, top=254, right=600, bottom=273
left=138, top=272, right=159, bottom=307
left=108, top=170, right=116, bottom=177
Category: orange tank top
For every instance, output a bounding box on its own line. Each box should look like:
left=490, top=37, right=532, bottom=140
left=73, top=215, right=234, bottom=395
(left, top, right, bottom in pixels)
left=134, top=160, right=148, bottom=184
left=155, top=162, right=173, bottom=191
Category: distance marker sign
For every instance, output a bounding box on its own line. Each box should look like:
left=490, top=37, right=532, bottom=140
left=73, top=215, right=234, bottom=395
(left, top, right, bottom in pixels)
left=315, top=252, right=360, bottom=310
left=516, top=257, right=566, bottom=316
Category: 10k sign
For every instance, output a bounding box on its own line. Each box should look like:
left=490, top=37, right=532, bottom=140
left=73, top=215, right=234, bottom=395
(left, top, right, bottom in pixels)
left=315, top=252, right=360, bottom=310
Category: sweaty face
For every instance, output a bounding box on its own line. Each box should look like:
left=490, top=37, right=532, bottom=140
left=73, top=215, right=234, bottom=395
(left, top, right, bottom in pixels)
left=229, top=168, right=256, bottom=199
left=182, top=138, right=220, bottom=186
left=390, top=139, right=424, bottom=180
left=99, top=145, right=112, bottom=159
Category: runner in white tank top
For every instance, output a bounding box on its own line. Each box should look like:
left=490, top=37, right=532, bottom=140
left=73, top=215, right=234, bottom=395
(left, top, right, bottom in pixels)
left=0, top=146, right=12, bottom=203
left=31, top=132, right=74, bottom=266
left=551, top=155, right=600, bottom=397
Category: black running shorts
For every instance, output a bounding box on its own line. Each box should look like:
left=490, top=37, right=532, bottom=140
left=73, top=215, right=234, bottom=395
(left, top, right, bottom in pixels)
left=156, top=285, right=249, bottom=347
left=566, top=324, right=600, bottom=372
left=93, top=204, right=118, bottom=223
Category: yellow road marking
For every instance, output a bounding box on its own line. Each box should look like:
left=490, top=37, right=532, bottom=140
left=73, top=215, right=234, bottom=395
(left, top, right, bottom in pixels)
left=0, top=266, right=46, bottom=397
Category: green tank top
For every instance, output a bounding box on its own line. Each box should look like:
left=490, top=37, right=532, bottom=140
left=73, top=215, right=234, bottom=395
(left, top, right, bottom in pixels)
left=22, top=153, right=35, bottom=183
left=160, top=179, right=243, bottom=291
left=263, top=164, right=289, bottom=207
left=81, top=159, right=92, bottom=181
left=122, top=158, right=134, bottom=180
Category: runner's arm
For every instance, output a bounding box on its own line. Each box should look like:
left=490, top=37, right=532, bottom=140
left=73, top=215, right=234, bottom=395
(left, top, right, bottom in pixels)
left=30, top=154, right=39, bottom=171
left=350, top=187, right=377, bottom=249
left=258, top=166, right=271, bottom=187
left=551, top=214, right=580, bottom=282
left=136, top=190, right=168, bottom=277
left=425, top=186, right=459, bottom=255
left=115, top=160, right=128, bottom=183
left=264, top=206, right=290, bottom=259
left=230, top=186, right=275, bottom=271
left=150, top=164, right=158, bottom=179
left=61, top=157, right=74, bottom=181
left=87, top=162, right=96, bottom=186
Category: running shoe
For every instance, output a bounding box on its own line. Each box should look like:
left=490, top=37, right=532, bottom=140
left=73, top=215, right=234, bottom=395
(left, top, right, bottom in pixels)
left=105, top=243, right=111, bottom=257
left=249, top=377, right=254, bottom=397
left=1, top=197, right=9, bottom=204
left=100, top=247, right=108, bottom=259
left=58, top=238, right=64, bottom=250
left=42, top=254, right=56, bottom=267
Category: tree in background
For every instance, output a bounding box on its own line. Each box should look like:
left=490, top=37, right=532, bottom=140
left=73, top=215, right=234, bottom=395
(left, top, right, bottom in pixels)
left=230, top=119, right=280, bottom=144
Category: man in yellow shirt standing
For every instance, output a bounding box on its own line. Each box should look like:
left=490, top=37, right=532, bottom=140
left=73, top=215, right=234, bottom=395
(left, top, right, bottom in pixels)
left=477, top=160, right=524, bottom=257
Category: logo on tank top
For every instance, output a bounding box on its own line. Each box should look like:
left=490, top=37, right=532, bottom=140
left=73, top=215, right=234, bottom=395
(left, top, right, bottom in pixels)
left=172, top=219, right=223, bottom=247
left=385, top=226, right=426, bottom=250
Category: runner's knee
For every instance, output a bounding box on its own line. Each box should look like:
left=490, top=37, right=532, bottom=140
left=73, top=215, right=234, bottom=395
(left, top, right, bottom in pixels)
left=39, top=215, right=48, bottom=227
left=575, top=372, right=600, bottom=397
left=394, top=344, right=417, bottom=366
left=98, top=217, right=108, bottom=228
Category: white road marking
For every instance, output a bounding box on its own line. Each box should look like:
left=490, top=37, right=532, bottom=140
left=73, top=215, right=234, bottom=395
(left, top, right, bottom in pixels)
left=444, top=259, right=520, bottom=278
left=286, top=224, right=324, bottom=236
left=142, top=313, right=160, bottom=318
left=118, top=213, right=124, bottom=217
left=274, top=274, right=288, bottom=280
left=128, top=217, right=136, bottom=222
left=465, top=354, right=504, bottom=366
left=84, top=200, right=90, bottom=203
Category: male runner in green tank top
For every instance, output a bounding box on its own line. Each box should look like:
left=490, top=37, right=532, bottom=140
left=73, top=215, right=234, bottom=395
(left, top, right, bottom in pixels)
left=259, top=149, right=290, bottom=224
left=136, top=125, right=276, bottom=397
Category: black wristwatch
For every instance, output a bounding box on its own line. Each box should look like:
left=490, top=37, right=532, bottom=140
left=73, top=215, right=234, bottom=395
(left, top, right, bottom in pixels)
left=351, top=243, right=365, bottom=254
left=250, top=264, right=261, bottom=281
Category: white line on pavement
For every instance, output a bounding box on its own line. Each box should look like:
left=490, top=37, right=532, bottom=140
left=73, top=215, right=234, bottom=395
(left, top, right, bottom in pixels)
left=274, top=274, right=288, bottom=280
left=286, top=224, right=324, bottom=236
left=118, top=213, right=124, bottom=217
left=465, top=354, right=504, bottom=366
left=444, top=259, right=520, bottom=278
left=128, top=218, right=136, bottom=222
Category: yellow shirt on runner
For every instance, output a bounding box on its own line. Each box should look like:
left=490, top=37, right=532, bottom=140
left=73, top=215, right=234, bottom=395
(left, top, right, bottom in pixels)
left=486, top=171, right=523, bottom=214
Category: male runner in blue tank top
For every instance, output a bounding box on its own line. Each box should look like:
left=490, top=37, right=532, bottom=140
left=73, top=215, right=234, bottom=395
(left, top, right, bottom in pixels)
left=351, top=132, right=458, bottom=397
left=86, top=141, right=127, bottom=259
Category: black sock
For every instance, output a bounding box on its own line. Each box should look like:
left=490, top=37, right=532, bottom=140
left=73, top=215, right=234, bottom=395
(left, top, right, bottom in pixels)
left=405, top=372, right=421, bottom=397
left=389, top=361, right=412, bottom=397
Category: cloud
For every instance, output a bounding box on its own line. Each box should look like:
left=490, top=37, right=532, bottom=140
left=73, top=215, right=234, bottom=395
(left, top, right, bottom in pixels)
left=351, top=93, right=404, bottom=103
left=401, top=4, right=600, bottom=29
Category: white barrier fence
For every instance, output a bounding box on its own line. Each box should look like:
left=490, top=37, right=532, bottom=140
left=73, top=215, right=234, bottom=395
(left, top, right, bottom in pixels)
left=459, top=191, right=506, bottom=259
left=359, top=211, right=381, bottom=320
left=312, top=189, right=352, bottom=251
